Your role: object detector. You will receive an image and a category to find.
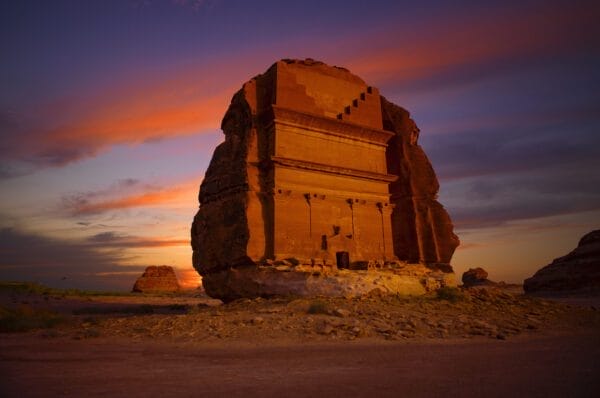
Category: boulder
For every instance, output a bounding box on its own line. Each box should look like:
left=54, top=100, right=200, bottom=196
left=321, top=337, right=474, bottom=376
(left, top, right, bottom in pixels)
left=524, top=230, right=600, bottom=294
left=462, top=267, right=493, bottom=287
left=132, top=266, right=180, bottom=293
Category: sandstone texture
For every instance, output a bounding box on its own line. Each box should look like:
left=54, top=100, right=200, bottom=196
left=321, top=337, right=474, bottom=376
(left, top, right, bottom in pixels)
left=524, top=230, right=600, bottom=294
left=201, top=263, right=455, bottom=300
left=132, top=266, right=180, bottom=293
left=462, top=267, right=494, bottom=287
left=191, top=59, right=459, bottom=300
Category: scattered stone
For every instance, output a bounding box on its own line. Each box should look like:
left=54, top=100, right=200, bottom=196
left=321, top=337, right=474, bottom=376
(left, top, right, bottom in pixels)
left=371, top=319, right=393, bottom=333
left=13, top=284, right=599, bottom=342
left=315, top=321, right=334, bottom=335
left=132, top=266, right=180, bottom=293
left=333, top=308, right=351, bottom=318
left=462, top=267, right=494, bottom=287
left=524, top=230, right=600, bottom=294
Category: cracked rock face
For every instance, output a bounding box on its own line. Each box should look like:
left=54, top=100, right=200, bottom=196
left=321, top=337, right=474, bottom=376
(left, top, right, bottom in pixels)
left=524, top=230, right=600, bottom=294
left=191, top=59, right=459, bottom=301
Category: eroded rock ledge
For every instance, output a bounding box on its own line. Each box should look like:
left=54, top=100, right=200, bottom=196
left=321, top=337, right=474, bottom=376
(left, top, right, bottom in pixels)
left=202, top=262, right=455, bottom=301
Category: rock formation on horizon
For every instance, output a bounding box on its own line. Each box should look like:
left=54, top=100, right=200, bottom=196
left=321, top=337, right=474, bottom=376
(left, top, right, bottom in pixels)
left=462, top=267, right=494, bottom=287
left=191, top=59, right=459, bottom=301
left=524, top=230, right=600, bottom=294
left=132, top=266, right=180, bottom=293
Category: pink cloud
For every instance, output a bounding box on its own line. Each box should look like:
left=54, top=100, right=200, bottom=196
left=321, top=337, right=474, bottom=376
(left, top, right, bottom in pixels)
left=4, top=1, right=597, bottom=173
left=64, top=177, right=201, bottom=215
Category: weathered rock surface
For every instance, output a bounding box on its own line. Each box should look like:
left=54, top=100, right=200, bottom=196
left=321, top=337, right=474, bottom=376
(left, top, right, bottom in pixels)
left=191, top=59, right=459, bottom=300
left=524, top=230, right=600, bottom=294
left=202, top=263, right=455, bottom=301
left=462, top=267, right=494, bottom=287
left=381, top=97, right=460, bottom=264
left=132, top=266, right=180, bottom=293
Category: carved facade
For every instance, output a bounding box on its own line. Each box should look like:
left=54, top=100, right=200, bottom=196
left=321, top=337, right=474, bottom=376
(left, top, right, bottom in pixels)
left=192, top=59, right=459, bottom=299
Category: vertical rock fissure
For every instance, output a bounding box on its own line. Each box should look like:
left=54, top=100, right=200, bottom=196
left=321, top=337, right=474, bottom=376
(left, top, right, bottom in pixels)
left=348, top=199, right=355, bottom=239
left=377, top=203, right=386, bottom=261
left=427, top=205, right=441, bottom=262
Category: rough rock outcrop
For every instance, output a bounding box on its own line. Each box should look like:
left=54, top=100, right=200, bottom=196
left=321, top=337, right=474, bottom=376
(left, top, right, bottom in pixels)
left=462, top=267, right=493, bottom=287
left=191, top=59, right=459, bottom=301
left=132, top=266, right=180, bottom=293
left=382, top=98, right=460, bottom=264
left=202, top=263, right=455, bottom=300
left=524, top=230, right=600, bottom=294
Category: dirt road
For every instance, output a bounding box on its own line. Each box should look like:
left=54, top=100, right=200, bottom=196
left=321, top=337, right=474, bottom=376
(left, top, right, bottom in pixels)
left=1, top=332, right=598, bottom=398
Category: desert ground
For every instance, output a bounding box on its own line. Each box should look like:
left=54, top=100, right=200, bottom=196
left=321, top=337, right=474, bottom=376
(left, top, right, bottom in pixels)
left=1, top=283, right=599, bottom=397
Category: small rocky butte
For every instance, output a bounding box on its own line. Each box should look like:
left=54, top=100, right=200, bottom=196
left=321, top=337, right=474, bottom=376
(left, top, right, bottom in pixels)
left=524, top=230, right=600, bottom=294
left=191, top=59, right=459, bottom=301
left=462, top=268, right=493, bottom=288
left=132, top=266, right=180, bottom=293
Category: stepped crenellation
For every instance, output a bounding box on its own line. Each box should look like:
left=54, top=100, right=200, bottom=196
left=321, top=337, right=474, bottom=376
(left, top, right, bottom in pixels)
left=336, top=86, right=377, bottom=123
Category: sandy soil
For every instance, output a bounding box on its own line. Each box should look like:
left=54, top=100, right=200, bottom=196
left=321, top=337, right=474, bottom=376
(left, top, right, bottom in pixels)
left=1, top=332, right=599, bottom=398
left=1, top=286, right=599, bottom=397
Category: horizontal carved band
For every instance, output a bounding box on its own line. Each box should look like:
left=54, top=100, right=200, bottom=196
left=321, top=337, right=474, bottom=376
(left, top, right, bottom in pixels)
left=271, top=156, right=398, bottom=183
left=272, top=105, right=394, bottom=145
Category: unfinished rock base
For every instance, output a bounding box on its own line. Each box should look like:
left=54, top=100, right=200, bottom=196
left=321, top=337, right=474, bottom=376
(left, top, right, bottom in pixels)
left=202, top=263, right=455, bottom=302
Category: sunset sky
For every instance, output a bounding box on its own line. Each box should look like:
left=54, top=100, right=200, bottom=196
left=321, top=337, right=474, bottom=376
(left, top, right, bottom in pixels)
left=1, top=0, right=599, bottom=290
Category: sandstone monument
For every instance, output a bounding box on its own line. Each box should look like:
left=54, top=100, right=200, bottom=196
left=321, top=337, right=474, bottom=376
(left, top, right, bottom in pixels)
left=524, top=230, right=600, bottom=294
left=132, top=266, right=180, bottom=293
left=191, top=59, right=459, bottom=300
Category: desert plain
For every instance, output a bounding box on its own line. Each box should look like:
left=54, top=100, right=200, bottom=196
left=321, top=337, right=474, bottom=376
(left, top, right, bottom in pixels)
left=1, top=283, right=599, bottom=397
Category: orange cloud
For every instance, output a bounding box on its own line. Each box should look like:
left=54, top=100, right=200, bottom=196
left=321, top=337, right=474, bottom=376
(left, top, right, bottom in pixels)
left=176, top=267, right=202, bottom=290
left=88, top=235, right=190, bottom=248
left=74, top=188, right=187, bottom=214
left=52, top=93, right=227, bottom=144
left=128, top=238, right=189, bottom=248
left=7, top=55, right=257, bottom=168
left=69, top=177, right=201, bottom=215
left=29, top=89, right=230, bottom=166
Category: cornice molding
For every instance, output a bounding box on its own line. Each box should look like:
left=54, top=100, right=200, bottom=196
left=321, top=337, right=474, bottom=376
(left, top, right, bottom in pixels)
left=271, top=156, right=397, bottom=183
left=271, top=105, right=394, bottom=146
